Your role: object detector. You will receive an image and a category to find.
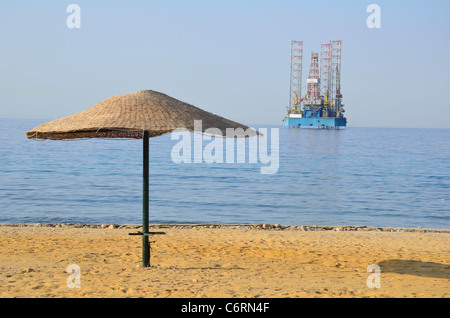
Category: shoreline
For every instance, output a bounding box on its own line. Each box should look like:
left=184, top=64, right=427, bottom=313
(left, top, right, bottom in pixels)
left=0, top=222, right=449, bottom=233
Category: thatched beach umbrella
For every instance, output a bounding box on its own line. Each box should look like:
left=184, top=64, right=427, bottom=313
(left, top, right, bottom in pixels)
left=27, top=90, right=257, bottom=267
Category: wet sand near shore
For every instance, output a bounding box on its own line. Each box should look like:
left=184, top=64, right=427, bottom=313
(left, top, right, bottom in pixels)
left=0, top=224, right=448, bottom=298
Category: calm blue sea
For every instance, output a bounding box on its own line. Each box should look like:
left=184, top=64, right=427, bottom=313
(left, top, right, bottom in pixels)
left=0, top=118, right=449, bottom=229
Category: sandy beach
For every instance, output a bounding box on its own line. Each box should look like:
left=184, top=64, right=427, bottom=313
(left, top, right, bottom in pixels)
left=0, top=223, right=448, bottom=298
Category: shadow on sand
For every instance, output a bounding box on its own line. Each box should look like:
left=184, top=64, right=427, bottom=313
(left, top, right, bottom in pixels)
left=378, top=260, right=450, bottom=280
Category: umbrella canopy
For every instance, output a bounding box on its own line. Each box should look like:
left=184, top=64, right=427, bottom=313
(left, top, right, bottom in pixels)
left=26, top=90, right=256, bottom=140
left=26, top=89, right=257, bottom=267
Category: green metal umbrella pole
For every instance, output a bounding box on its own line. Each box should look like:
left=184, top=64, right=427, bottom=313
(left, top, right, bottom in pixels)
left=130, top=131, right=165, bottom=267
left=137, top=131, right=165, bottom=267
left=142, top=131, right=150, bottom=267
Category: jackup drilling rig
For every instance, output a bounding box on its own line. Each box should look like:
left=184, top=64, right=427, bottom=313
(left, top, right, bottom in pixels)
left=284, top=40, right=346, bottom=129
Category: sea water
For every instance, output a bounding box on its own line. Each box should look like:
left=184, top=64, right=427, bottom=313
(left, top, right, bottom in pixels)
left=0, top=118, right=448, bottom=229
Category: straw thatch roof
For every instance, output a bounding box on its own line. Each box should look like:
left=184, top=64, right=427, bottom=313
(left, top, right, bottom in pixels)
left=26, top=90, right=257, bottom=140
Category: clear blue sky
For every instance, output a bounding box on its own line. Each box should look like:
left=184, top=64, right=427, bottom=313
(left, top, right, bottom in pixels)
left=1, top=0, right=449, bottom=128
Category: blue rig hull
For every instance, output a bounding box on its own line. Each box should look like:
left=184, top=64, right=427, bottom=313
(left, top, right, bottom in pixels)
left=284, top=117, right=347, bottom=128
